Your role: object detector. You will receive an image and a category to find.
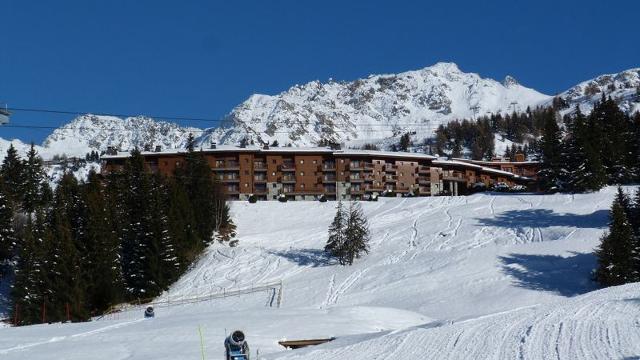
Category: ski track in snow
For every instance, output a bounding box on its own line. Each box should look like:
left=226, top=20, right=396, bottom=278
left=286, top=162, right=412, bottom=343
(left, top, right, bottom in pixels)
left=2, top=187, right=638, bottom=360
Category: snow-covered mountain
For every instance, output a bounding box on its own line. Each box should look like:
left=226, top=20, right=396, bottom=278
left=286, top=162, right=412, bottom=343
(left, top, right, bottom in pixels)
left=42, top=115, right=200, bottom=157
left=200, top=62, right=551, bottom=147
left=550, top=68, right=640, bottom=116
left=2, top=63, right=639, bottom=161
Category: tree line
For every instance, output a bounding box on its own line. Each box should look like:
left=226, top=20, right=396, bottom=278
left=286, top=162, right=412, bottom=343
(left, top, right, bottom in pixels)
left=538, top=95, right=640, bottom=193
left=0, top=137, right=235, bottom=325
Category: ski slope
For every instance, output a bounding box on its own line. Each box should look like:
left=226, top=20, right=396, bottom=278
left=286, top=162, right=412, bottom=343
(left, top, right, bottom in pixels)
left=1, top=187, right=639, bottom=359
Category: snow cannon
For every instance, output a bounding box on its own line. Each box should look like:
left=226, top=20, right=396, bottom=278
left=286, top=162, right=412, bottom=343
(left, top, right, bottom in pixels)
left=144, top=306, right=155, bottom=318
left=225, top=330, right=250, bottom=360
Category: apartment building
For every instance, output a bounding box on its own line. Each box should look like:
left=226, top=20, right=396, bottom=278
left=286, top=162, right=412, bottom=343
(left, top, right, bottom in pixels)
left=101, top=145, right=537, bottom=200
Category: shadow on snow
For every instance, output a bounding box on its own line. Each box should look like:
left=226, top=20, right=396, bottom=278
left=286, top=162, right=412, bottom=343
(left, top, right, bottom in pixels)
left=477, top=209, right=609, bottom=229
left=499, top=252, right=597, bottom=297
left=268, top=248, right=335, bottom=267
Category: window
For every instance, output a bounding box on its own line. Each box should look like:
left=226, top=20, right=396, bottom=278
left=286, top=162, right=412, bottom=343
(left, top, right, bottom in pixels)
left=272, top=159, right=276, bottom=164
left=301, top=184, right=305, bottom=189
left=341, top=159, right=344, bottom=163
left=272, top=172, right=276, bottom=176
left=300, top=172, right=304, bottom=176
left=300, top=160, right=304, bottom=164
left=272, top=183, right=277, bottom=188
left=244, top=183, right=249, bottom=187
left=340, top=172, right=344, bottom=175
left=313, top=160, right=317, bottom=164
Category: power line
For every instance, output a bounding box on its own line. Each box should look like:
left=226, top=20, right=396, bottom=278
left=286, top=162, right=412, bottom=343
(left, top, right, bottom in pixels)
left=2, top=123, right=443, bottom=134
left=7, top=107, right=229, bottom=124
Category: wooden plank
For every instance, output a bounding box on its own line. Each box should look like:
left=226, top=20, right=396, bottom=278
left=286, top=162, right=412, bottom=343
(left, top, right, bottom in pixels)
left=278, top=337, right=336, bottom=349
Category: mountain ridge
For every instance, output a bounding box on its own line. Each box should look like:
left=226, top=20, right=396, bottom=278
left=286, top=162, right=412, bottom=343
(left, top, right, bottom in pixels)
left=1, top=62, right=639, bottom=160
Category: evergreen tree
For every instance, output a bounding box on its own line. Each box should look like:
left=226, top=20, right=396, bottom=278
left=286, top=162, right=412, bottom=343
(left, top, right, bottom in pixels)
left=0, top=183, right=16, bottom=264
left=145, top=173, right=179, bottom=292
left=398, top=133, right=412, bottom=152
left=325, top=200, right=346, bottom=262
left=11, top=212, right=49, bottom=325
left=342, top=202, right=370, bottom=265
left=0, top=144, right=24, bottom=204
left=165, top=177, right=200, bottom=266
left=176, top=146, right=219, bottom=247
left=595, top=187, right=635, bottom=287
left=82, top=171, right=124, bottom=313
left=45, top=201, right=87, bottom=322
left=566, top=106, right=606, bottom=192
left=591, top=95, right=635, bottom=183
left=21, top=144, right=48, bottom=213
left=120, top=149, right=155, bottom=300
left=537, top=111, right=565, bottom=192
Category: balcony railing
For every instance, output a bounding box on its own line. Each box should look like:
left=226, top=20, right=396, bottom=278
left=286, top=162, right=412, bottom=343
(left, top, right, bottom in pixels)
left=254, top=176, right=267, bottom=183
left=322, top=163, right=336, bottom=171
left=281, top=176, right=296, bottom=183
left=322, top=176, right=336, bottom=183
left=280, top=163, right=296, bottom=171
left=253, top=162, right=267, bottom=170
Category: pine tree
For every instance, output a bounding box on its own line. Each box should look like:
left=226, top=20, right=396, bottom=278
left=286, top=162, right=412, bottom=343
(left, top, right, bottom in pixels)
left=145, top=173, right=179, bottom=292
left=166, top=177, right=200, bottom=266
left=0, top=183, right=17, bottom=264
left=591, top=96, right=635, bottom=183
left=631, top=188, right=640, bottom=281
left=0, top=144, right=24, bottom=204
left=566, top=106, right=606, bottom=192
left=11, top=212, right=49, bottom=325
left=538, top=111, right=565, bottom=192
left=82, top=171, right=124, bottom=313
left=325, top=200, right=346, bottom=262
left=21, top=144, right=48, bottom=214
left=342, top=202, right=370, bottom=266
left=176, top=146, right=219, bottom=247
left=120, top=149, right=155, bottom=300
left=45, top=202, right=87, bottom=322
left=595, top=188, right=635, bottom=287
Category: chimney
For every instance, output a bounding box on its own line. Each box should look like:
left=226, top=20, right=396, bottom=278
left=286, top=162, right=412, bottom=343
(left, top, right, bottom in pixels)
left=210, top=141, right=217, bottom=149
left=155, top=145, right=162, bottom=152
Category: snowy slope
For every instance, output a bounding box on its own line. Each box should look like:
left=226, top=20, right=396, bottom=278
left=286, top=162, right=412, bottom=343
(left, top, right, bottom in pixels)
left=200, top=62, right=550, bottom=147
left=1, top=187, right=637, bottom=359
left=549, top=68, right=640, bottom=116
left=42, top=114, right=200, bottom=158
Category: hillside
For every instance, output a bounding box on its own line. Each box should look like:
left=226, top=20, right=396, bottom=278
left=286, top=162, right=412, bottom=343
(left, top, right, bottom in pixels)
left=1, top=188, right=637, bottom=359
left=201, top=62, right=550, bottom=147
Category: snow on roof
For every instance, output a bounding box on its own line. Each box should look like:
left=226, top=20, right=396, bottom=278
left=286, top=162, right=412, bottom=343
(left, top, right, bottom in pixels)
left=432, top=159, right=483, bottom=169
left=334, top=149, right=437, bottom=160
left=102, top=146, right=437, bottom=160
left=453, top=158, right=540, bottom=165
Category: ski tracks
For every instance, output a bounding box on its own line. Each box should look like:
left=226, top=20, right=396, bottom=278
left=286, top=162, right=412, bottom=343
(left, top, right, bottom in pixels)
left=0, top=319, right=145, bottom=355
left=323, top=269, right=369, bottom=307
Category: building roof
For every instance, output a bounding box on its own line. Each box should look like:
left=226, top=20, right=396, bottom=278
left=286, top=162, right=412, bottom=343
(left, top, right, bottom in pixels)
left=101, top=146, right=437, bottom=160
left=452, top=158, right=540, bottom=166
left=334, top=149, right=437, bottom=160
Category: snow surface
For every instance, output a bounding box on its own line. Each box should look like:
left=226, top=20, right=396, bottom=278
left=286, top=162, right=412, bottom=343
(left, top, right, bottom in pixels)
left=1, top=187, right=639, bottom=359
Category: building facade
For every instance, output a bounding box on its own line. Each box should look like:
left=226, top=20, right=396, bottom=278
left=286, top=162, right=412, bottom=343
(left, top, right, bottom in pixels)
left=102, top=145, right=537, bottom=200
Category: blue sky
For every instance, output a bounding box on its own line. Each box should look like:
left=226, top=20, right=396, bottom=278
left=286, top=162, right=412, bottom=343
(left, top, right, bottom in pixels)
left=1, top=0, right=638, bottom=143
